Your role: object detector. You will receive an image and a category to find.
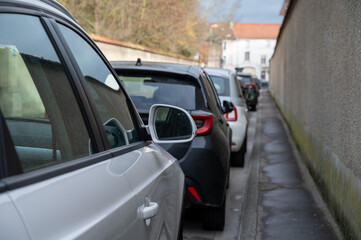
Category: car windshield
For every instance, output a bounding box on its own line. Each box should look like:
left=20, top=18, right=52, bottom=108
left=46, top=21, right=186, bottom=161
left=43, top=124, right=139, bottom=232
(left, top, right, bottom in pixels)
left=239, top=75, right=252, bottom=84
left=208, top=75, right=230, bottom=96
left=118, top=74, right=197, bottom=111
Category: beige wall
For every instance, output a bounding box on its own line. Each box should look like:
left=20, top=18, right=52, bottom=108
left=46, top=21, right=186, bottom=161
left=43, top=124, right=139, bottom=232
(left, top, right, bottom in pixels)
left=269, top=1, right=361, bottom=239
left=94, top=41, right=198, bottom=65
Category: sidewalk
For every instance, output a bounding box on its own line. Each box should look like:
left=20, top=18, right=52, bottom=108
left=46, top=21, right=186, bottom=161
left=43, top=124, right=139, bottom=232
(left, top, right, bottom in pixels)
left=239, top=90, right=342, bottom=240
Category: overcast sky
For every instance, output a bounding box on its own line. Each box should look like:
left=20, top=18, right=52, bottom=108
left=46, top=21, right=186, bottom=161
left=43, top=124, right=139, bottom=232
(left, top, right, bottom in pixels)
left=204, top=0, right=284, bottom=23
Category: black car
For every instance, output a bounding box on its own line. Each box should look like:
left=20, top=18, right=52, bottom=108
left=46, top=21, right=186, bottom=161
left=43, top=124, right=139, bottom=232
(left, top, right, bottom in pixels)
left=111, top=60, right=232, bottom=230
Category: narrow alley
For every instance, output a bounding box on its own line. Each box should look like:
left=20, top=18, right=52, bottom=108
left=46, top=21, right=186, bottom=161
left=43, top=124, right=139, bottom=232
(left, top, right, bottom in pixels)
left=184, top=89, right=343, bottom=240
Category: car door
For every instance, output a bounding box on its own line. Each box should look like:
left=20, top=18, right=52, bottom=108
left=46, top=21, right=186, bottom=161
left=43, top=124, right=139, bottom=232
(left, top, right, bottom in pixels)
left=0, top=12, right=142, bottom=239
left=0, top=113, right=29, bottom=240
left=55, top=21, right=183, bottom=239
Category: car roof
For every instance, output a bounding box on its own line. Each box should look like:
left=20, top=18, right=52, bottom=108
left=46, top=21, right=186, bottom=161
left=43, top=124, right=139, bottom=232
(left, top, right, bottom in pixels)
left=204, top=68, right=233, bottom=78
left=237, top=72, right=252, bottom=77
left=111, top=60, right=203, bottom=80
left=0, top=0, right=77, bottom=23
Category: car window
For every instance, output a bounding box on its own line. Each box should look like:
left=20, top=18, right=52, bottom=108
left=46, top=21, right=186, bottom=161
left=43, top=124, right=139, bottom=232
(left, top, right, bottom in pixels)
left=57, top=24, right=140, bottom=148
left=239, top=75, right=252, bottom=84
left=201, top=72, right=222, bottom=113
left=208, top=75, right=230, bottom=96
left=232, top=74, right=244, bottom=97
left=0, top=14, right=91, bottom=175
left=118, top=74, right=197, bottom=111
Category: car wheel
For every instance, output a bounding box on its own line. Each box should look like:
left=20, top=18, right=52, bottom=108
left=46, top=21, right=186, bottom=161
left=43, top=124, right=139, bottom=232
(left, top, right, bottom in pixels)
left=243, top=134, right=248, bottom=153
left=231, top=142, right=245, bottom=167
left=202, top=199, right=226, bottom=230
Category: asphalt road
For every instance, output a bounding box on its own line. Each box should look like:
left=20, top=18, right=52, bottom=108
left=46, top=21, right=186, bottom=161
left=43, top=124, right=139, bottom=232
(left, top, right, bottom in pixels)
left=183, top=89, right=343, bottom=240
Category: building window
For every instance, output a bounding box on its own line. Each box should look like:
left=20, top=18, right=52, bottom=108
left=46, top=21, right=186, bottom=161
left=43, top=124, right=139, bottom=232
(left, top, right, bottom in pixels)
left=261, top=55, right=266, bottom=65
left=261, top=71, right=266, bottom=79
left=245, top=51, right=250, bottom=61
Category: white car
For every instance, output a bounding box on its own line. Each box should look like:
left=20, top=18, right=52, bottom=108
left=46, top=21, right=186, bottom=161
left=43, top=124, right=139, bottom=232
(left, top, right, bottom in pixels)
left=0, top=1, right=196, bottom=239
left=205, top=68, right=248, bottom=167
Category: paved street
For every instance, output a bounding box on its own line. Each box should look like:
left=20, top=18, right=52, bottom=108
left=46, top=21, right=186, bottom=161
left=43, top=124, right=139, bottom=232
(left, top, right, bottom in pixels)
left=184, top=89, right=343, bottom=240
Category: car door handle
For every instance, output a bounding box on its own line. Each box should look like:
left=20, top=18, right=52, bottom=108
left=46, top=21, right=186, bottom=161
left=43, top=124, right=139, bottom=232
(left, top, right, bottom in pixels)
left=137, top=196, right=159, bottom=220
left=138, top=202, right=159, bottom=219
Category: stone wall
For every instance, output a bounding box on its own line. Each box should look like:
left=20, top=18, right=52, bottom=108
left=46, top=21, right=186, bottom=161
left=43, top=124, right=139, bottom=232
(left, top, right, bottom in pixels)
left=269, top=1, right=361, bottom=239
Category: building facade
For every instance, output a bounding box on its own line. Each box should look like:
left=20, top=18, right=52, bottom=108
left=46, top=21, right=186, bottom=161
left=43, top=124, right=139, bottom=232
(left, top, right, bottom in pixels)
left=222, top=23, right=281, bottom=81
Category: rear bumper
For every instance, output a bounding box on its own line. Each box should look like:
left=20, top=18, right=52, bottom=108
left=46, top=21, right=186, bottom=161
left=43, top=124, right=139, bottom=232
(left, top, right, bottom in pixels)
left=228, top=122, right=247, bottom=152
left=228, top=107, right=247, bottom=152
left=178, top=135, right=229, bottom=207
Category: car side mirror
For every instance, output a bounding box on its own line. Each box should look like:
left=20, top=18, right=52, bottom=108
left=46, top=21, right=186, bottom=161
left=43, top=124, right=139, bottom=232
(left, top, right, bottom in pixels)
left=222, top=100, right=234, bottom=114
left=148, top=104, right=197, bottom=143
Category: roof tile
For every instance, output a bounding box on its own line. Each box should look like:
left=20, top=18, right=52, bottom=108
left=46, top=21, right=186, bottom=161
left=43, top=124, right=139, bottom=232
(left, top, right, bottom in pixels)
left=233, top=23, right=281, bottom=39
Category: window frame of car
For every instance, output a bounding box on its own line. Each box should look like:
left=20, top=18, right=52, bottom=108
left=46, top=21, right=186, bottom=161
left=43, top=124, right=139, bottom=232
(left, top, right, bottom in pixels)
left=0, top=6, right=148, bottom=189
left=201, top=71, right=224, bottom=115
left=49, top=18, right=148, bottom=151
left=232, top=73, right=244, bottom=98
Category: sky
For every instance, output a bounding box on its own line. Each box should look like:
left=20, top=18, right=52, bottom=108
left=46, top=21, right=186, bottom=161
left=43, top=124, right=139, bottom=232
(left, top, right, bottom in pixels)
left=204, top=0, right=285, bottom=23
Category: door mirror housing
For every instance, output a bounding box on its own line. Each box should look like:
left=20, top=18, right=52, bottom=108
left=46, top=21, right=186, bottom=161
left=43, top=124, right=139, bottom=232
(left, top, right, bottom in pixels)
left=148, top=104, right=197, bottom=144
left=222, top=100, right=234, bottom=114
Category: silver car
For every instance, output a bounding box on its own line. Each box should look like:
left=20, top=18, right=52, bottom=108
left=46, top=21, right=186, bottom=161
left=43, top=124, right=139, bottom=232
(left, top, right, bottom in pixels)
left=205, top=68, right=248, bottom=167
left=0, top=0, right=196, bottom=239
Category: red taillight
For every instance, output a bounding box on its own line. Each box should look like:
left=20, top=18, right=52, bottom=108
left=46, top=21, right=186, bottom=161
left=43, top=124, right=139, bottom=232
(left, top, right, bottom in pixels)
left=245, top=83, right=256, bottom=87
left=187, top=186, right=201, bottom=201
left=192, top=115, right=213, bottom=135
left=225, top=107, right=238, bottom=121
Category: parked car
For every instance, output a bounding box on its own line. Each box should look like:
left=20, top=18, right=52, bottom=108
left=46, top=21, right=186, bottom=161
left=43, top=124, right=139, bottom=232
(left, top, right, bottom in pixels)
left=259, top=78, right=269, bottom=87
left=111, top=60, right=232, bottom=230
left=0, top=1, right=197, bottom=239
left=237, top=73, right=259, bottom=111
left=253, top=76, right=262, bottom=90
left=205, top=68, right=248, bottom=167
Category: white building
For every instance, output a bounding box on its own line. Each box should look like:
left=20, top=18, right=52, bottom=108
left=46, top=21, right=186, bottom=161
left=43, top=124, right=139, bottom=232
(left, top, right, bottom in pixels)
left=222, top=23, right=281, bottom=81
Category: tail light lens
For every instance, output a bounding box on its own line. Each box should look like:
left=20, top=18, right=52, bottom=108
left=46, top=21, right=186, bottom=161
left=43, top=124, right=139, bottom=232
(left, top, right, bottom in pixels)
left=225, top=107, right=237, bottom=121
left=246, top=83, right=256, bottom=87
left=187, top=186, right=201, bottom=201
left=192, top=115, right=213, bottom=135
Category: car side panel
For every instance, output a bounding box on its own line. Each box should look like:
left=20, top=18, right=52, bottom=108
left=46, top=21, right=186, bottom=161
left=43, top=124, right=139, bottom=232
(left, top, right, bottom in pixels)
left=220, top=95, right=248, bottom=152
left=8, top=153, right=142, bottom=240
left=116, top=144, right=184, bottom=240
left=0, top=193, right=29, bottom=239
left=228, top=106, right=248, bottom=152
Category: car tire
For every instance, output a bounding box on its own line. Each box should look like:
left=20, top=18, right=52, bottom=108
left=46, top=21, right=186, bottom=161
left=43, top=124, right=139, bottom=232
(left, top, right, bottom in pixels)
left=243, top=134, right=248, bottom=153
left=231, top=149, right=245, bottom=167
left=202, top=199, right=226, bottom=230
left=231, top=138, right=246, bottom=167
